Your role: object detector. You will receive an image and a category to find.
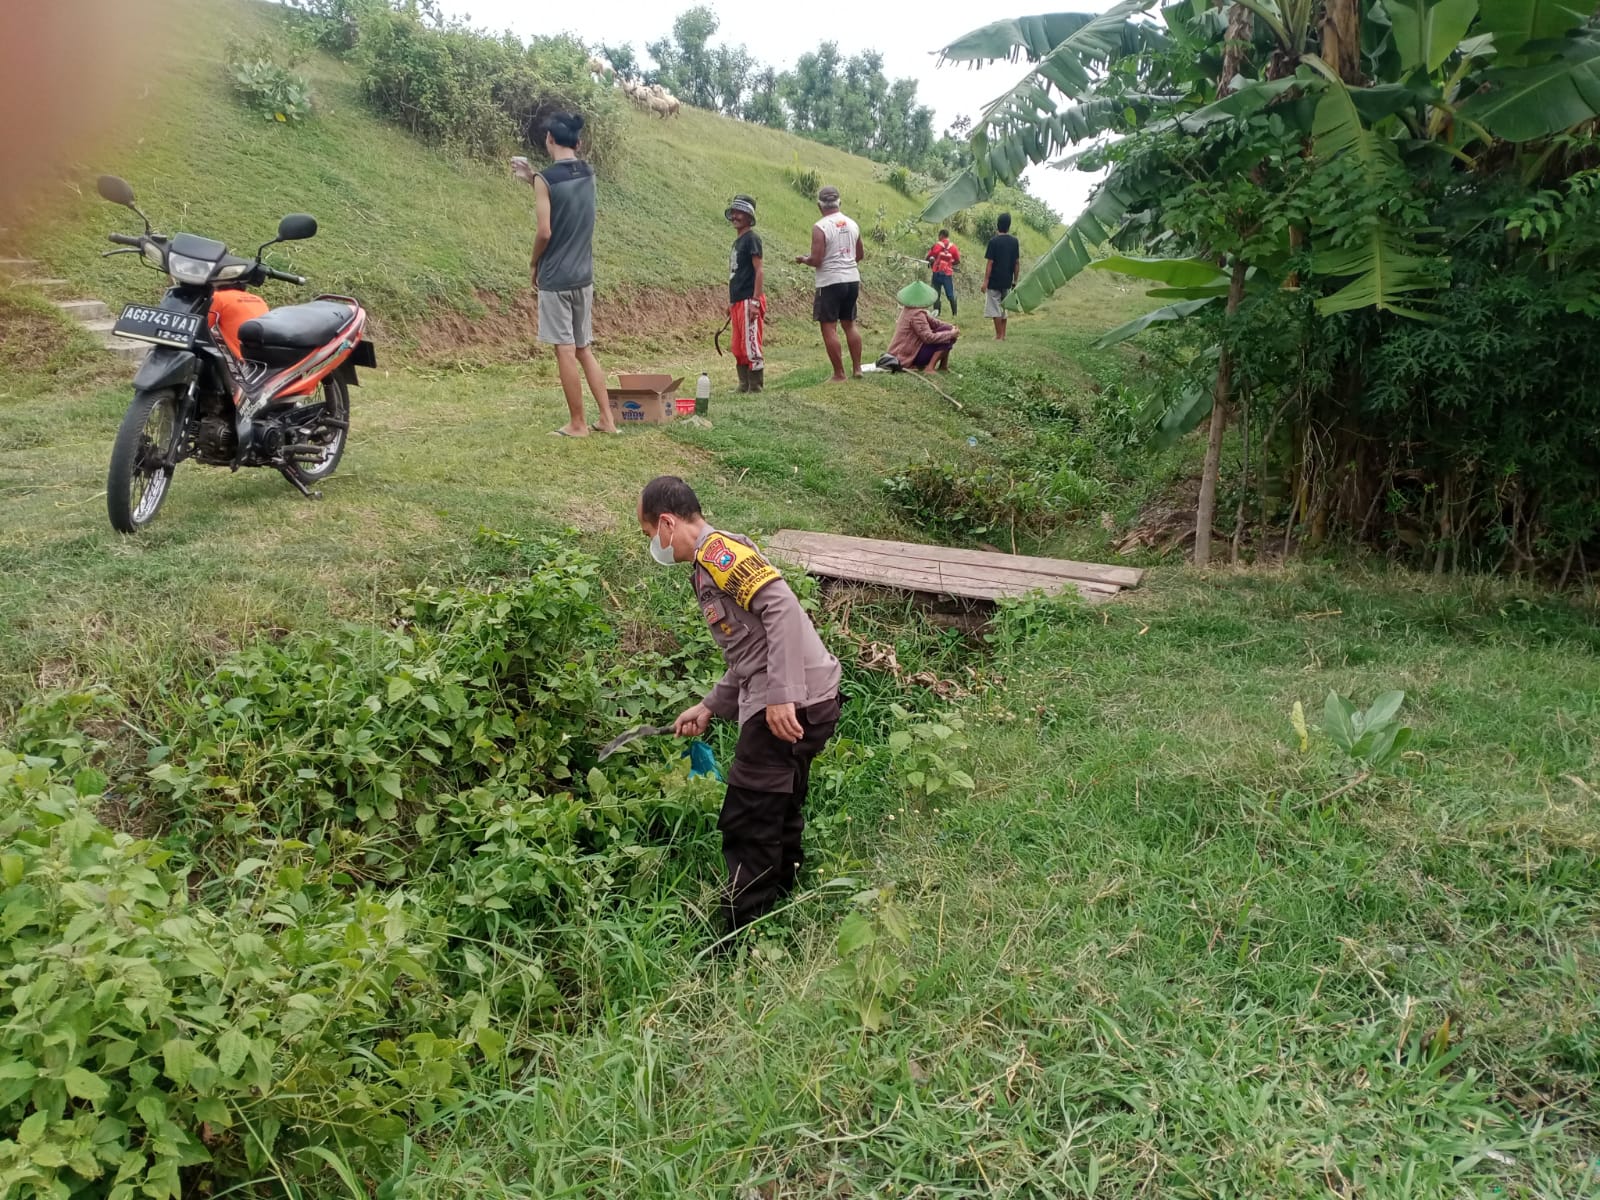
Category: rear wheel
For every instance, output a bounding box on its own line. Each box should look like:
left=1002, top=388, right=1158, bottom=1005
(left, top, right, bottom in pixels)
left=290, top=375, right=349, bottom=483
left=107, top=389, right=181, bottom=533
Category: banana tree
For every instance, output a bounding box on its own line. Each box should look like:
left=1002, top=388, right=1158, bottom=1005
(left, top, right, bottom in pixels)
left=931, top=0, right=1600, bottom=320
left=927, top=0, right=1600, bottom=567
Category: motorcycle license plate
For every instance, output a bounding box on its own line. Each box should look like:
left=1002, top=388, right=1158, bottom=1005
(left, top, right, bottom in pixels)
left=113, top=304, right=202, bottom=348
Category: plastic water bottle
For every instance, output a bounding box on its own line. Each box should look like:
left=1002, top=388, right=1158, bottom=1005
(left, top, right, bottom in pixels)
left=696, top=372, right=711, bottom=415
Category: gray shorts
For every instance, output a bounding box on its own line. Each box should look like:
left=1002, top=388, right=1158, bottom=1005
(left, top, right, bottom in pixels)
left=537, top=285, right=594, bottom=347
left=984, top=288, right=1010, bottom=318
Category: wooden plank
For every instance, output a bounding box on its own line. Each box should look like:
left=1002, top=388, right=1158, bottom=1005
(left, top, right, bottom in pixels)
left=765, top=536, right=1130, bottom=600
left=786, top=546, right=1122, bottom=599
left=766, top=530, right=1144, bottom=589
left=769, top=544, right=1119, bottom=603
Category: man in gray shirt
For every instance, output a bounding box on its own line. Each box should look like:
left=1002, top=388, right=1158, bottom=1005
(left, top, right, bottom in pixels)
left=512, top=112, right=618, bottom=436
left=637, top=475, right=843, bottom=945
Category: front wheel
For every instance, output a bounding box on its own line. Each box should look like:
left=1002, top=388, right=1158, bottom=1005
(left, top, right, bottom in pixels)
left=107, top=388, right=181, bottom=533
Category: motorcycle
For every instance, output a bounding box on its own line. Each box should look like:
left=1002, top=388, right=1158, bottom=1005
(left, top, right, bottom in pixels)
left=95, top=174, right=376, bottom=533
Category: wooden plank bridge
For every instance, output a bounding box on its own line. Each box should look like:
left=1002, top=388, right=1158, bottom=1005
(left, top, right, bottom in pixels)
left=764, top=531, right=1144, bottom=604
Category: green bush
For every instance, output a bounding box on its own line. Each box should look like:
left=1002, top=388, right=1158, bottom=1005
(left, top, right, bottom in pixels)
left=885, top=165, right=917, bottom=199
left=882, top=459, right=1104, bottom=549
left=788, top=156, right=822, bottom=200
left=0, top=752, right=465, bottom=1200
left=0, top=537, right=730, bottom=1196
left=1010, top=191, right=1061, bottom=235
left=285, top=0, right=372, bottom=53
left=142, top=534, right=723, bottom=980
left=353, top=6, right=620, bottom=163
left=226, top=36, right=313, bottom=125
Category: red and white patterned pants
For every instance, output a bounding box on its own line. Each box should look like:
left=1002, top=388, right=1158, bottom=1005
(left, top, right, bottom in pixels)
left=730, top=296, right=765, bottom=370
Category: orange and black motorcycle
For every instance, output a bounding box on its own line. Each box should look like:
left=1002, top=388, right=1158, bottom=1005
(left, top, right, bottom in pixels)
left=96, top=174, right=375, bottom=532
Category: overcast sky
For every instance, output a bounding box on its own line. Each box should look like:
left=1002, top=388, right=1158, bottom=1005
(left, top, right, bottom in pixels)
left=435, top=0, right=1114, bottom=220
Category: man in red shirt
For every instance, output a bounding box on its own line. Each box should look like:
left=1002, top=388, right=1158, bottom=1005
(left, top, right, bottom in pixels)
left=926, top=229, right=961, bottom=316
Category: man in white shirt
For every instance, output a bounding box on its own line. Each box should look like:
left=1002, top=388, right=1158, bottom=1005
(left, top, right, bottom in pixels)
left=794, top=185, right=866, bottom=381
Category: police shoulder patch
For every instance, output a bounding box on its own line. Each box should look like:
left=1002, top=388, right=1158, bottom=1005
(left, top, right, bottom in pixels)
left=699, top=532, right=781, bottom=608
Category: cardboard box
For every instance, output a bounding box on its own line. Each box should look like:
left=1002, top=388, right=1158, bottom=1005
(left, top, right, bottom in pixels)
left=608, top=374, right=684, bottom=424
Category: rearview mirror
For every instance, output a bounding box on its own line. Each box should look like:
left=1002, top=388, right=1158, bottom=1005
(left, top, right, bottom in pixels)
left=277, top=214, right=318, bottom=242
left=97, top=175, right=136, bottom=207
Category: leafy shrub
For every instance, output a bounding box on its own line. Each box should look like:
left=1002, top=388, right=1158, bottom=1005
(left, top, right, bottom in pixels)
left=226, top=35, right=313, bottom=125
left=883, top=459, right=1104, bottom=549
left=825, top=884, right=914, bottom=1032
left=285, top=0, right=371, bottom=52
left=947, top=210, right=972, bottom=236
left=0, top=752, right=466, bottom=1199
left=886, top=704, right=974, bottom=806
left=973, top=206, right=999, bottom=247
left=0, top=537, right=732, bottom=1196
left=869, top=204, right=889, bottom=245
left=1321, top=690, right=1413, bottom=772
left=1012, top=191, right=1062, bottom=235
left=142, top=535, right=723, bottom=985
left=788, top=156, right=822, bottom=200
left=354, top=5, right=620, bottom=163
left=886, top=165, right=917, bottom=199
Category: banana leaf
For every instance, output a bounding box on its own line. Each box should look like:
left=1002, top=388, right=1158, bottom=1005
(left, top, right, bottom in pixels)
left=920, top=167, right=993, bottom=222
left=1476, top=0, right=1596, bottom=56
left=1460, top=32, right=1600, bottom=140
left=1383, top=0, right=1479, bottom=72
left=1005, top=167, right=1143, bottom=312
left=1089, top=254, right=1231, bottom=287
left=1312, top=230, right=1437, bottom=317
left=1094, top=297, right=1218, bottom=347
left=939, top=3, right=1165, bottom=67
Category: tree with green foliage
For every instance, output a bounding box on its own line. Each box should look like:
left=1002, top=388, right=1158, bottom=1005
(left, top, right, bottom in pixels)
left=598, top=41, right=639, bottom=80
left=926, top=0, right=1600, bottom=573
left=743, top=66, right=787, bottom=128
left=647, top=6, right=721, bottom=109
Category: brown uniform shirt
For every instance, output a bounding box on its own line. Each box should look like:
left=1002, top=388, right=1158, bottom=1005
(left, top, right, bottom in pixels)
left=692, top=528, right=842, bottom=725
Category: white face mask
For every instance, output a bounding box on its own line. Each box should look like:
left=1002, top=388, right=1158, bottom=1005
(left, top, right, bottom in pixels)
left=648, top=524, right=678, bottom=565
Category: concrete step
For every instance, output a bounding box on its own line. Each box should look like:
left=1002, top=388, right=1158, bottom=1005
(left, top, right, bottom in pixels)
left=0, top=256, right=40, bottom=274
left=20, top=277, right=71, bottom=293
left=57, top=298, right=111, bottom=321
left=83, top=318, right=118, bottom=335
left=104, top=339, right=149, bottom=362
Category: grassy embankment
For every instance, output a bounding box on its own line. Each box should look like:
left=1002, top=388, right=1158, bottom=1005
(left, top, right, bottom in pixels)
left=1, top=3, right=1597, bottom=1195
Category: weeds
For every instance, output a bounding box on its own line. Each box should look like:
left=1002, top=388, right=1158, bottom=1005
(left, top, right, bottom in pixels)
left=824, top=884, right=915, bottom=1031
left=886, top=704, right=975, bottom=807
left=885, top=165, right=918, bottom=199
left=226, top=35, right=313, bottom=124
left=787, top=155, right=822, bottom=200
left=883, top=458, right=1103, bottom=551
left=1322, top=689, right=1414, bottom=771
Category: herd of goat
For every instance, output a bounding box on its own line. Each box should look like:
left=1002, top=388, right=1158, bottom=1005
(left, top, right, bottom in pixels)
left=587, top=57, right=682, bottom=118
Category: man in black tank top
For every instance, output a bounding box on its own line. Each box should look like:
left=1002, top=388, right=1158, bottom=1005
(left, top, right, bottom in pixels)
left=513, top=112, right=618, bottom=437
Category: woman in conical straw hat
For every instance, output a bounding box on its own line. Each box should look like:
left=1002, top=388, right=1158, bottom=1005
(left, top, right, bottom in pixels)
left=886, top=279, right=959, bottom=374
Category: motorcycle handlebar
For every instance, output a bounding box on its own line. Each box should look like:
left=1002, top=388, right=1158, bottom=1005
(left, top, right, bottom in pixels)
left=107, top=233, right=142, bottom=247
left=263, top=266, right=306, bottom=285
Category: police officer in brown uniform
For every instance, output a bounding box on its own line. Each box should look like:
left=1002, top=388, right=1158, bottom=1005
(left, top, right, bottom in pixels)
left=638, top=476, right=843, bottom=937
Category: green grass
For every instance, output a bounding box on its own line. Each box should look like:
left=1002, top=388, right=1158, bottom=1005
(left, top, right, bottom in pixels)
left=3, top=0, right=1056, bottom=335
left=4, top=295, right=1599, bottom=1195
left=3, top=10, right=1598, bottom=1194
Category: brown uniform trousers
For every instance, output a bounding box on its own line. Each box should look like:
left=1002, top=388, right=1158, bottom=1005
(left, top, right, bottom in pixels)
left=719, top=693, right=842, bottom=932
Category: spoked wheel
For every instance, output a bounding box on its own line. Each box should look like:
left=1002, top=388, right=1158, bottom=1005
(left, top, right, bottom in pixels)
left=107, top=388, right=181, bottom=533
left=289, top=375, right=349, bottom=483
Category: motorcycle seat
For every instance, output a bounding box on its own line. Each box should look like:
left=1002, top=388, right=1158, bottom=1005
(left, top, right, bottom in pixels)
left=239, top=301, right=354, bottom=350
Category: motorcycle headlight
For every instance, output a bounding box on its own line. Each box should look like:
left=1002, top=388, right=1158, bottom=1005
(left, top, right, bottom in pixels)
left=168, top=253, right=214, bottom=285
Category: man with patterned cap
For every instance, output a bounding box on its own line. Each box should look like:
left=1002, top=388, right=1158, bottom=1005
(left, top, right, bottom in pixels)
left=725, top=194, right=766, bottom=393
